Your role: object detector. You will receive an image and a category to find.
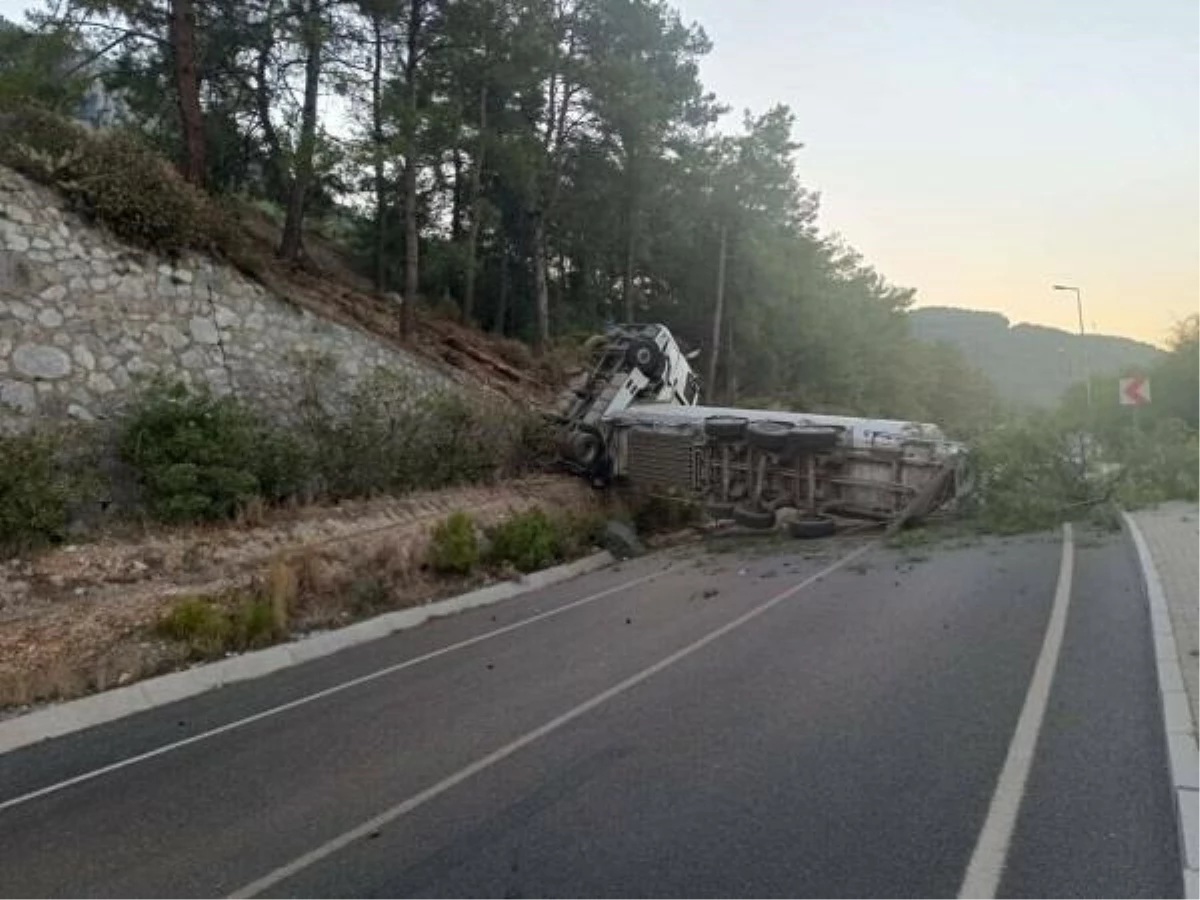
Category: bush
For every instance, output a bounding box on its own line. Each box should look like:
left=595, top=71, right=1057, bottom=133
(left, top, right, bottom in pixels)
left=486, top=507, right=564, bottom=573
left=0, top=104, right=229, bottom=256
left=966, top=419, right=1092, bottom=534
left=156, top=598, right=232, bottom=658
left=119, top=379, right=303, bottom=523
left=1109, top=419, right=1199, bottom=508
left=156, top=591, right=285, bottom=660
left=297, top=370, right=550, bottom=500
left=427, top=511, right=480, bottom=575
left=0, top=430, right=72, bottom=553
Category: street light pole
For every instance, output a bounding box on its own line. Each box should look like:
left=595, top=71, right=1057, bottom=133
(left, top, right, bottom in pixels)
left=1053, top=284, right=1092, bottom=414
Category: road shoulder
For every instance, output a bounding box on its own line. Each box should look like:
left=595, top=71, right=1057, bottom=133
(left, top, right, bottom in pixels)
left=0, top=550, right=616, bottom=756
left=1123, top=508, right=1199, bottom=899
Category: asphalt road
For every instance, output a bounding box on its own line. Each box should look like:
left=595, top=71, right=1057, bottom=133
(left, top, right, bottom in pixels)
left=0, top=526, right=1182, bottom=898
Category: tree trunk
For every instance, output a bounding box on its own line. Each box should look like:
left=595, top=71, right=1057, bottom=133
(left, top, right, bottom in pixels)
left=279, top=0, right=322, bottom=261
left=371, top=11, right=387, bottom=291
left=401, top=152, right=418, bottom=338
left=255, top=0, right=287, bottom=203
left=463, top=82, right=486, bottom=325
left=450, top=149, right=464, bottom=242
left=399, top=0, right=424, bottom=340
left=532, top=214, right=550, bottom=353
left=621, top=156, right=637, bottom=321
left=622, top=215, right=636, bottom=322
left=706, top=222, right=728, bottom=392
left=254, top=0, right=288, bottom=204
left=168, top=0, right=205, bottom=188
left=493, top=248, right=508, bottom=335
left=723, top=323, right=736, bottom=402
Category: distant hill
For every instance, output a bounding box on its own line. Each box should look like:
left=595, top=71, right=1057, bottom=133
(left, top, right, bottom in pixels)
left=908, top=307, right=1163, bottom=409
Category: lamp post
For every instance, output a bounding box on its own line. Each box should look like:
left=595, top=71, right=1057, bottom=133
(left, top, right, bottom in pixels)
left=1052, top=284, right=1092, bottom=414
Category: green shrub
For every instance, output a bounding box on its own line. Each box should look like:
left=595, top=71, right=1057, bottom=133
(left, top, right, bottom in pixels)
left=348, top=575, right=390, bottom=614
left=0, top=104, right=228, bottom=256
left=297, top=370, right=547, bottom=500
left=156, top=592, right=285, bottom=659
left=1109, top=419, right=1199, bottom=508
left=0, top=430, right=72, bottom=553
left=229, top=596, right=284, bottom=649
left=965, top=418, right=1094, bottom=534
left=119, top=379, right=306, bottom=523
left=559, top=510, right=608, bottom=558
left=486, top=507, right=564, bottom=573
left=156, top=598, right=232, bottom=659
left=427, top=511, right=480, bottom=575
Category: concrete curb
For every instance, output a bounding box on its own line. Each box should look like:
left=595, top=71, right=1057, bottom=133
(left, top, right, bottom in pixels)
left=1122, top=511, right=1198, bottom=899
left=0, top=551, right=615, bottom=757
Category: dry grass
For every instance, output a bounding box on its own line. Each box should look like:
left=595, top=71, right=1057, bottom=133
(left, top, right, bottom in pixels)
left=0, top=479, right=605, bottom=711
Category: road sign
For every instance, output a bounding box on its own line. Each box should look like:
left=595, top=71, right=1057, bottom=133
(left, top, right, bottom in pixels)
left=1119, top=376, right=1151, bottom=406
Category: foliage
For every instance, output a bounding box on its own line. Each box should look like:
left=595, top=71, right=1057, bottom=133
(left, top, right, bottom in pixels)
left=297, top=369, right=550, bottom=499
left=0, top=17, right=89, bottom=110
left=0, top=430, right=73, bottom=553
left=427, top=511, right=480, bottom=575
left=1108, top=419, right=1199, bottom=508
left=156, top=591, right=285, bottom=660
left=966, top=417, right=1098, bottom=534
left=0, top=104, right=233, bottom=255
left=119, top=379, right=302, bottom=523
left=485, top=507, right=564, bottom=573
left=2, top=0, right=1023, bottom=426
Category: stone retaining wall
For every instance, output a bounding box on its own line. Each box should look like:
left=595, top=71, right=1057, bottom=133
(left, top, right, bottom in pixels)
left=0, top=165, right=449, bottom=432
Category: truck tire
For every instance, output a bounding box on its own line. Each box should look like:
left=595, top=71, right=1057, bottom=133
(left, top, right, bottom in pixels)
left=746, top=420, right=793, bottom=453
left=733, top=504, right=776, bottom=530
left=569, top=427, right=601, bottom=468
left=705, top=416, right=748, bottom=441
left=788, top=426, right=841, bottom=453
left=625, top=339, right=665, bottom=379
left=788, top=516, right=836, bottom=539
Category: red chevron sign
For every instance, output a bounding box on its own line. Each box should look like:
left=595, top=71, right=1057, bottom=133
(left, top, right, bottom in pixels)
left=1119, top=376, right=1151, bottom=406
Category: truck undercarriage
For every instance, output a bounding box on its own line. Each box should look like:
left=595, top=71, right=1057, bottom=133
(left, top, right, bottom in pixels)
left=554, top=324, right=964, bottom=533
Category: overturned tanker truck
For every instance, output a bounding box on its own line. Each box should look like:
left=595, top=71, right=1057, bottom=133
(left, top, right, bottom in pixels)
left=553, top=323, right=966, bottom=537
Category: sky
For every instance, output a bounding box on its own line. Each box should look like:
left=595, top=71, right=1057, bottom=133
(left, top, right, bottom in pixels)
left=671, top=0, right=1198, bottom=346
left=2, top=0, right=1196, bottom=346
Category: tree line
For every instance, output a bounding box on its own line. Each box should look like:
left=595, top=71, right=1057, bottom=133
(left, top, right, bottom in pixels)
left=1, top=0, right=1003, bottom=431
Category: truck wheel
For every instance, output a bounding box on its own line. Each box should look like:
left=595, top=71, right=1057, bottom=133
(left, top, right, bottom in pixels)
left=705, top=416, right=748, bottom=441
left=788, top=516, right=836, bottom=539
left=733, top=504, right=776, bottom=530
left=746, top=420, right=793, bottom=453
left=625, top=339, right=665, bottom=379
left=788, top=426, right=841, bottom=453
left=570, top=428, right=601, bottom=468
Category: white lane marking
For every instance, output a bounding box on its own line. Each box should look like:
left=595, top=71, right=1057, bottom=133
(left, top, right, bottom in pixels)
left=229, top=541, right=875, bottom=898
left=959, top=523, right=1075, bottom=899
left=0, top=566, right=675, bottom=814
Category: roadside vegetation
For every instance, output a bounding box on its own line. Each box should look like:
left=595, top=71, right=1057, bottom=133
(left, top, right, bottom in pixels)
left=965, top=315, right=1198, bottom=534
left=0, top=375, right=554, bottom=558
left=149, top=505, right=610, bottom=663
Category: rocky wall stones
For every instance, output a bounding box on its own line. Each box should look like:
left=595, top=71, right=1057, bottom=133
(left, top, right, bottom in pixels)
left=0, top=166, right=449, bottom=434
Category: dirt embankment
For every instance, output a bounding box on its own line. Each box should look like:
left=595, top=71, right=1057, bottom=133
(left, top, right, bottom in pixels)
left=0, top=475, right=601, bottom=711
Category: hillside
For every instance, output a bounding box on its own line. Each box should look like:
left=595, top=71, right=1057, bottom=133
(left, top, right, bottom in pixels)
left=908, top=307, right=1162, bottom=408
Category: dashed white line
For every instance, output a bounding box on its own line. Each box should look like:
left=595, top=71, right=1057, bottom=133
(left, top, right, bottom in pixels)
left=228, top=541, right=875, bottom=898
left=0, top=566, right=673, bottom=814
